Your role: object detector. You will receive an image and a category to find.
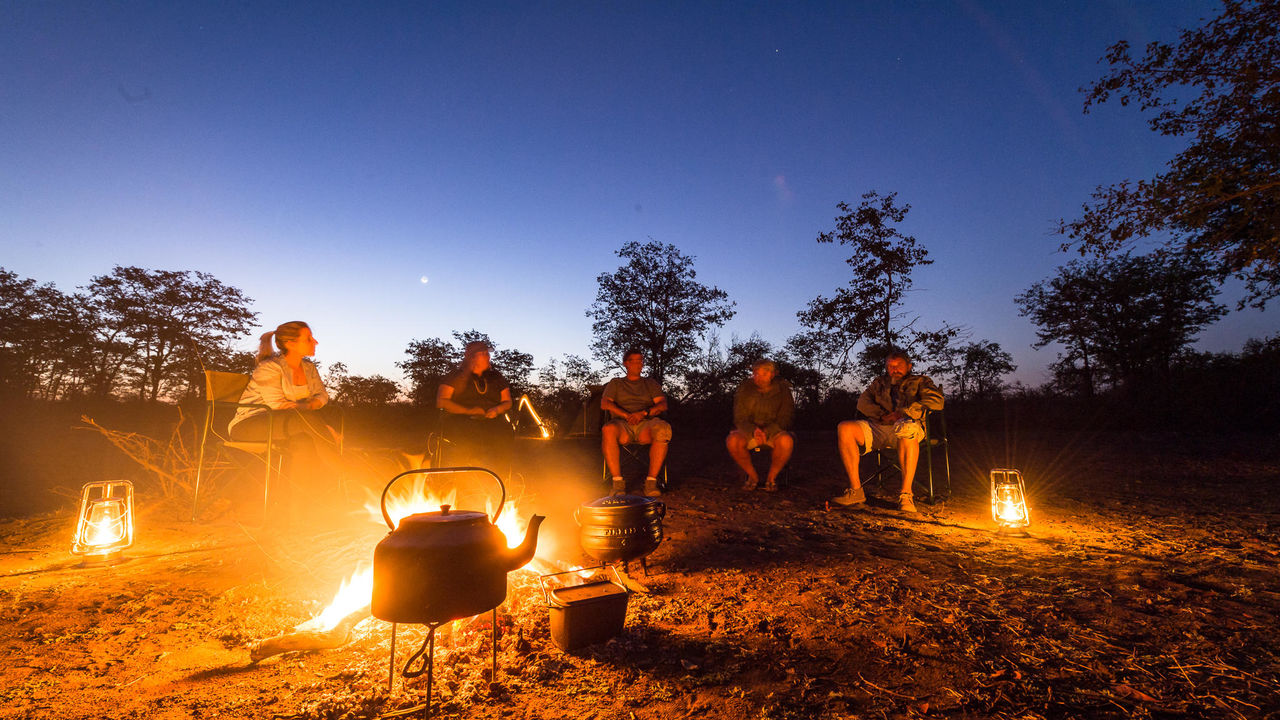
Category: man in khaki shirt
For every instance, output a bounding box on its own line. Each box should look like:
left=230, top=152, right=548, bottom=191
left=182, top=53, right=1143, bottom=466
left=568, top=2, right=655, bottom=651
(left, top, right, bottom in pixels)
left=601, top=349, right=671, bottom=497
left=726, top=359, right=794, bottom=493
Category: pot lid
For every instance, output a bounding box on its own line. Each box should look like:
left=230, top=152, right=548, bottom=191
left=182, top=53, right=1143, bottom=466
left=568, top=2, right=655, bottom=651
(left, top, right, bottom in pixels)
left=582, top=494, right=660, bottom=509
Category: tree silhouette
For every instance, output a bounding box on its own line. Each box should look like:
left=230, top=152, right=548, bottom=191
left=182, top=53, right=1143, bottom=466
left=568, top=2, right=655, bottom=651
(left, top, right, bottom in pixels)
left=1017, top=251, right=1226, bottom=396
left=587, top=241, right=735, bottom=386
left=83, top=266, right=257, bottom=401
left=793, top=191, right=946, bottom=384
left=1064, top=0, right=1280, bottom=309
left=398, top=331, right=534, bottom=405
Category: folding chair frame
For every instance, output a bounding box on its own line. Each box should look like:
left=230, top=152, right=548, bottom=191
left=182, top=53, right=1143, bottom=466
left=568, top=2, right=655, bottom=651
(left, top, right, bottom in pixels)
left=192, top=370, right=282, bottom=521
left=861, top=408, right=951, bottom=504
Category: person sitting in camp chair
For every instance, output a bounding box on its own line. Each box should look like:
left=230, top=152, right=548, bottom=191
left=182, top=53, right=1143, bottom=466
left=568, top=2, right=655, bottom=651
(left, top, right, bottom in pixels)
left=229, top=321, right=343, bottom=513
left=436, top=340, right=514, bottom=470
left=832, top=350, right=943, bottom=513
left=726, top=359, right=795, bottom=493
left=601, top=349, right=671, bottom=497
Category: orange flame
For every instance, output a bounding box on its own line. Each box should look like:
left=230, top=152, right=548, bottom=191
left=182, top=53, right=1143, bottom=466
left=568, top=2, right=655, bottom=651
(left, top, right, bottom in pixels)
left=295, top=565, right=374, bottom=633
left=294, top=466, right=546, bottom=634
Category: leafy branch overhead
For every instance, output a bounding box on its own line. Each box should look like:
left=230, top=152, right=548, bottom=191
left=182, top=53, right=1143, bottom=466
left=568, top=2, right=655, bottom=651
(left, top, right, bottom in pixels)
left=1064, top=0, right=1280, bottom=309
left=792, top=191, right=951, bottom=384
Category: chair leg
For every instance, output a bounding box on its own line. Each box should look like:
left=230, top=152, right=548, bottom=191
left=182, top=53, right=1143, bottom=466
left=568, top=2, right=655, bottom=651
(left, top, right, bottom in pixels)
left=263, top=422, right=274, bottom=518
left=926, top=438, right=936, bottom=499
left=862, top=451, right=897, bottom=493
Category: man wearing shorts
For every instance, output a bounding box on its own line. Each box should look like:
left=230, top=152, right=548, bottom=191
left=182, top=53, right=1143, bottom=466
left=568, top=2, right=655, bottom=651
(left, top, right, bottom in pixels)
left=833, top=350, right=944, bottom=512
left=726, top=359, right=795, bottom=492
left=601, top=349, right=671, bottom=497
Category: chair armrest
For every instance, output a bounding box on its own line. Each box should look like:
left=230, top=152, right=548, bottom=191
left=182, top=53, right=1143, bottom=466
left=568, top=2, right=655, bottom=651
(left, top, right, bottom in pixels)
left=213, top=400, right=273, bottom=413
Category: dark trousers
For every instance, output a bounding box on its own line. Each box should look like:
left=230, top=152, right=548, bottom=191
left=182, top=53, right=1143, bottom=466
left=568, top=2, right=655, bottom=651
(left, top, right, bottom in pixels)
left=440, top=414, right=513, bottom=473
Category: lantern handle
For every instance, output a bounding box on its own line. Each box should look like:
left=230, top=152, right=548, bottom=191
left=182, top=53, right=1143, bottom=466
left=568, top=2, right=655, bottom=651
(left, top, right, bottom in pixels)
left=379, top=466, right=507, bottom=530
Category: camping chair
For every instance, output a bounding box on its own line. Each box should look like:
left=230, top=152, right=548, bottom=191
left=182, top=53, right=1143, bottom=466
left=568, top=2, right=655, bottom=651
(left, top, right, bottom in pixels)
left=600, top=416, right=670, bottom=491
left=192, top=371, right=282, bottom=520
left=861, top=408, right=951, bottom=504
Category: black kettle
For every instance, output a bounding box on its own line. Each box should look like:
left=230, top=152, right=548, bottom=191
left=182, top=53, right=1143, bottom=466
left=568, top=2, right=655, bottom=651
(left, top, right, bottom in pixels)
left=372, top=467, right=545, bottom=625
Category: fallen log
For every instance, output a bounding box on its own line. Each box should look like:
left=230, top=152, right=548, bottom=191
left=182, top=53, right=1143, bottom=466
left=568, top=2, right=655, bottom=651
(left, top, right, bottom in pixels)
left=249, top=606, right=371, bottom=662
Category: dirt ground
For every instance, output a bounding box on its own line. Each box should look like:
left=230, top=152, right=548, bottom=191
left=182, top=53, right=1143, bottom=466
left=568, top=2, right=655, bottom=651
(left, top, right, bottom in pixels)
left=2, top=427, right=1279, bottom=720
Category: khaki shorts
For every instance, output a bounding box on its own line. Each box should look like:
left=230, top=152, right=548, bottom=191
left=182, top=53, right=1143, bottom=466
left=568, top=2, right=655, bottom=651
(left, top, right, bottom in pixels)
left=744, top=427, right=787, bottom=450
left=850, top=419, right=922, bottom=454
left=612, top=417, right=672, bottom=444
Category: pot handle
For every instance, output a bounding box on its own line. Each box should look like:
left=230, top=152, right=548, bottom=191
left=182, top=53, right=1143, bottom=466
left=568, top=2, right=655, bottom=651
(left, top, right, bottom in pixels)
left=537, top=565, right=623, bottom=607
left=379, top=466, right=507, bottom=530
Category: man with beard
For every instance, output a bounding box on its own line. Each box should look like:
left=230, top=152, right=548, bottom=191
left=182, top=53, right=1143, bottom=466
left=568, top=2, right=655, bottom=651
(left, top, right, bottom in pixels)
left=832, top=350, right=943, bottom=512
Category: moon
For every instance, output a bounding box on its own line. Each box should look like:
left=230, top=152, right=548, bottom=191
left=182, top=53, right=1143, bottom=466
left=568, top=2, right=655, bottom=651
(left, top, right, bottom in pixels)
left=419, top=276, right=429, bottom=284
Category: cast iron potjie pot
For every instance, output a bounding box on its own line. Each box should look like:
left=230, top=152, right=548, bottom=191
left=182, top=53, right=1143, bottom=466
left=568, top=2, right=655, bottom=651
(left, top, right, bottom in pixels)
left=372, top=467, right=545, bottom=625
left=577, top=494, right=664, bottom=564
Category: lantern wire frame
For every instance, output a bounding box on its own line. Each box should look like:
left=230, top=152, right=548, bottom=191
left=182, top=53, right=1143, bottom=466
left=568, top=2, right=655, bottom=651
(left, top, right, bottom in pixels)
left=989, top=468, right=1030, bottom=532
left=71, top=479, right=135, bottom=565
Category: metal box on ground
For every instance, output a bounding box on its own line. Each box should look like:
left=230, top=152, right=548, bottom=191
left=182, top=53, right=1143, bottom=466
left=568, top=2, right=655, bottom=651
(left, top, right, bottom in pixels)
left=540, top=568, right=629, bottom=652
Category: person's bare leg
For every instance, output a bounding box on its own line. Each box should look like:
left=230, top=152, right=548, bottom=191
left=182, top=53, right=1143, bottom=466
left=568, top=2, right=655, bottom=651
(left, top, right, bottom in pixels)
left=647, top=441, right=669, bottom=479
left=602, top=423, right=623, bottom=478
left=726, top=431, right=758, bottom=487
left=836, top=421, right=865, bottom=490
left=766, top=432, right=794, bottom=485
left=898, top=438, right=920, bottom=495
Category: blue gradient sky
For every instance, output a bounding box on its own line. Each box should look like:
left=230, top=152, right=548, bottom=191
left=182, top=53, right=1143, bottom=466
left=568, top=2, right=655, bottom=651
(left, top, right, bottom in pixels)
left=3, top=1, right=1271, bottom=387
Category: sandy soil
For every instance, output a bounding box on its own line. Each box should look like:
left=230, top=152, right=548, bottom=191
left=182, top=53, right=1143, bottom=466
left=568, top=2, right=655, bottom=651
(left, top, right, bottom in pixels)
left=2, top=429, right=1279, bottom=720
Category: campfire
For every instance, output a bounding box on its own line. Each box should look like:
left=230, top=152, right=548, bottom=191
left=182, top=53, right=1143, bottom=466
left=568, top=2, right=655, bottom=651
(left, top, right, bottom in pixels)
left=251, top=468, right=547, bottom=662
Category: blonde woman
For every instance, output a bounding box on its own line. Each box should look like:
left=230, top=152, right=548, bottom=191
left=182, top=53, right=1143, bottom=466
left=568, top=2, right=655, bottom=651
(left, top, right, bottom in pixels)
left=229, top=321, right=342, bottom=502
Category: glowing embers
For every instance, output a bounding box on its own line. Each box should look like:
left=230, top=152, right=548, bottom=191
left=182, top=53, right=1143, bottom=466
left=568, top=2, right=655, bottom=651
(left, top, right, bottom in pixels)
left=71, top=480, right=134, bottom=564
left=989, top=468, right=1030, bottom=532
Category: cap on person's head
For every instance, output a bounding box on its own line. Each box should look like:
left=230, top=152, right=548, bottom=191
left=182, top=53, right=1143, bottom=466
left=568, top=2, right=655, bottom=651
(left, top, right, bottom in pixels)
left=464, top=341, right=490, bottom=359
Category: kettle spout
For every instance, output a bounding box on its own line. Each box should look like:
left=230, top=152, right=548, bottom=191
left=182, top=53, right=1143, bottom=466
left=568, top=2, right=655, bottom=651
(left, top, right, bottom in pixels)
left=506, top=515, right=546, bottom=570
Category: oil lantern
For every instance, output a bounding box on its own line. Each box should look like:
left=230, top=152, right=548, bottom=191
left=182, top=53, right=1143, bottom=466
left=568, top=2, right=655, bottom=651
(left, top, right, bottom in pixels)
left=989, top=468, right=1029, bottom=531
left=71, top=480, right=134, bottom=564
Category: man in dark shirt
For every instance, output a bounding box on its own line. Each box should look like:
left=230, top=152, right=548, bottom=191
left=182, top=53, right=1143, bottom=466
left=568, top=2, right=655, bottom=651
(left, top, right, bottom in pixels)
left=601, top=349, right=670, bottom=497
left=726, top=359, right=795, bottom=492
left=436, top=341, right=513, bottom=469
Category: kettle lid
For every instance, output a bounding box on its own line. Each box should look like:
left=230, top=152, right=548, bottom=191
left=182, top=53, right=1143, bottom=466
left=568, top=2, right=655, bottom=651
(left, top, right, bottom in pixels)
left=396, top=505, right=490, bottom=530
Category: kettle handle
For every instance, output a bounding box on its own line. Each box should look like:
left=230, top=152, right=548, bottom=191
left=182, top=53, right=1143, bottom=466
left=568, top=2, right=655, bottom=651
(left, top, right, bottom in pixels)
left=379, top=466, right=507, bottom=530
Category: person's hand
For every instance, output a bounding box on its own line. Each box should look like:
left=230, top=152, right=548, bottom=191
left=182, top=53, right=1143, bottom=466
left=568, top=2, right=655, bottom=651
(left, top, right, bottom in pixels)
left=882, top=411, right=902, bottom=424
left=753, top=427, right=768, bottom=445
left=470, top=406, right=486, bottom=416
left=281, top=400, right=299, bottom=410
left=626, top=411, right=645, bottom=425
left=484, top=406, right=502, bottom=419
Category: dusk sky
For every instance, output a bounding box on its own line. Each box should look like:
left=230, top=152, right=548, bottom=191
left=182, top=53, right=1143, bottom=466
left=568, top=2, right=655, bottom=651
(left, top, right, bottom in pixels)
left=4, top=1, right=1272, bottom=388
